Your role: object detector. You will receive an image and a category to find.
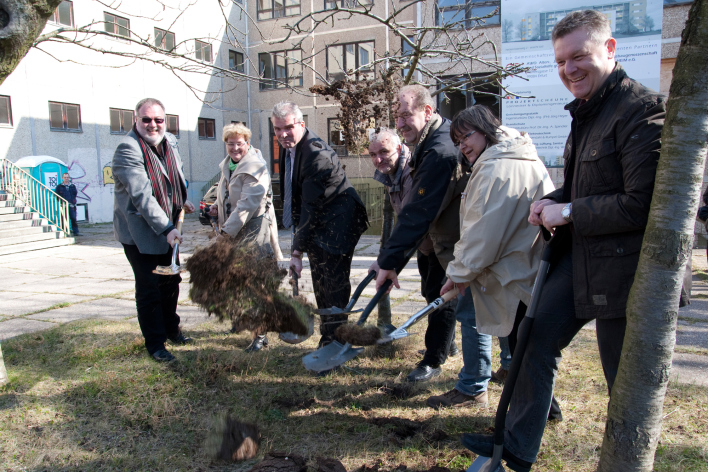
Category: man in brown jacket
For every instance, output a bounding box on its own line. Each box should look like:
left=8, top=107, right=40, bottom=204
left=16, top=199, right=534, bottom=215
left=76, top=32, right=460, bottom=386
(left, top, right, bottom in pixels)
left=460, top=10, right=665, bottom=471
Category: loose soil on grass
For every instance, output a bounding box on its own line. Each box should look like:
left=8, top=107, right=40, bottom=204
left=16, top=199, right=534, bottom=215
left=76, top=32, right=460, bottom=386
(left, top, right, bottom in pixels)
left=1, top=318, right=706, bottom=471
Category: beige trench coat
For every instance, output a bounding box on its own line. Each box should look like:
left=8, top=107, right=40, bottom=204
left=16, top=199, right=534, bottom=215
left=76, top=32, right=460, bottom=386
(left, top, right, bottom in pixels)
left=446, top=127, right=555, bottom=336
left=215, top=147, right=271, bottom=237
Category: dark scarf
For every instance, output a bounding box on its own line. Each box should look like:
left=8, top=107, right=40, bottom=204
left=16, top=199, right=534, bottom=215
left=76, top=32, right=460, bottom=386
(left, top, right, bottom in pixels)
left=135, top=128, right=185, bottom=220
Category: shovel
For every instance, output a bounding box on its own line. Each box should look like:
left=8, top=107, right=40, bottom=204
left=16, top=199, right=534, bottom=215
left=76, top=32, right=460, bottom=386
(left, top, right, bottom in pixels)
left=302, top=279, right=393, bottom=372
left=278, top=272, right=315, bottom=344
left=467, top=234, right=557, bottom=472
left=314, top=270, right=377, bottom=318
left=377, top=286, right=460, bottom=344
left=153, top=209, right=186, bottom=276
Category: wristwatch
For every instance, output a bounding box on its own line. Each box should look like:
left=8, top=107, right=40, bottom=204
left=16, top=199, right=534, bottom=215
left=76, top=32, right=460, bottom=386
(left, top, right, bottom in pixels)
left=562, top=203, right=573, bottom=223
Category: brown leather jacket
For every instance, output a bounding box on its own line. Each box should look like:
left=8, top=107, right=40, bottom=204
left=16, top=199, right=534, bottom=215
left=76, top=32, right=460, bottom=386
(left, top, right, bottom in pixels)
left=544, top=64, right=666, bottom=319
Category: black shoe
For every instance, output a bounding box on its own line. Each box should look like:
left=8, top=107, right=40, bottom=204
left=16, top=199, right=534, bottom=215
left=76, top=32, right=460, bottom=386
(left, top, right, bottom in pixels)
left=152, top=349, right=175, bottom=362
left=317, top=336, right=335, bottom=349
left=449, top=341, right=459, bottom=357
left=167, top=332, right=192, bottom=345
left=245, top=335, right=268, bottom=352
left=460, top=433, right=533, bottom=472
left=405, top=364, right=441, bottom=382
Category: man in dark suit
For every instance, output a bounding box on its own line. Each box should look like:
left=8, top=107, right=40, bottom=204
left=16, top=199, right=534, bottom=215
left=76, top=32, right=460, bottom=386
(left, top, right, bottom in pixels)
left=112, top=98, right=195, bottom=362
left=273, top=101, right=368, bottom=347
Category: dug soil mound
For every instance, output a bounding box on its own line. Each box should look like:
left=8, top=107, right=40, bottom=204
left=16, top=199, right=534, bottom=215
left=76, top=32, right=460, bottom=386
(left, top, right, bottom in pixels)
left=248, top=452, right=346, bottom=472
left=187, top=238, right=313, bottom=335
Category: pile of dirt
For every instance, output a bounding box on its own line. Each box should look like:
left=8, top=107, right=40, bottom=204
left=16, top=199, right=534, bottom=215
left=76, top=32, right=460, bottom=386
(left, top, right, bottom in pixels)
left=204, top=414, right=260, bottom=461
left=354, top=463, right=461, bottom=472
left=186, top=238, right=313, bottom=335
left=335, top=323, right=382, bottom=346
left=247, top=452, right=346, bottom=472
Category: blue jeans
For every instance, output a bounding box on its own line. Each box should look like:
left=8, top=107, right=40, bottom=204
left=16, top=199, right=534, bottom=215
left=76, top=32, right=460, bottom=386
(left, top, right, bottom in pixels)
left=454, top=287, right=492, bottom=396
left=499, top=336, right=511, bottom=370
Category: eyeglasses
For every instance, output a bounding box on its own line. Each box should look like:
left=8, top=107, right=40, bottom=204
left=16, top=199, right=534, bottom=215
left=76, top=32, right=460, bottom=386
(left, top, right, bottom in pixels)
left=453, top=130, right=477, bottom=147
left=140, top=117, right=165, bottom=124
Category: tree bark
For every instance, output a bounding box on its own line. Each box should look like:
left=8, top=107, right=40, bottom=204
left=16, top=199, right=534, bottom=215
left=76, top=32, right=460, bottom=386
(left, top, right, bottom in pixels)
left=0, top=0, right=63, bottom=85
left=0, top=343, right=8, bottom=386
left=598, top=1, right=708, bottom=470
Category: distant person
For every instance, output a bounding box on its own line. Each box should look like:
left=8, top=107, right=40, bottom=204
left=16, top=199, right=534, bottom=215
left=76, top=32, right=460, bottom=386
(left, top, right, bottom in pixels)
left=461, top=11, right=665, bottom=471
left=209, top=122, right=274, bottom=352
left=55, top=172, right=79, bottom=236
left=273, top=101, right=368, bottom=349
left=112, top=98, right=196, bottom=363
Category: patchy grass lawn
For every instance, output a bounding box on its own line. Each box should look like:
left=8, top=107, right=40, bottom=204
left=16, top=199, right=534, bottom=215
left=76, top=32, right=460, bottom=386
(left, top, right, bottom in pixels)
left=1, top=317, right=706, bottom=471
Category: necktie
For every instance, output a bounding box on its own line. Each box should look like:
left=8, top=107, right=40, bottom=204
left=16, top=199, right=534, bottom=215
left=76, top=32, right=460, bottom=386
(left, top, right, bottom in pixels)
left=282, top=149, right=293, bottom=228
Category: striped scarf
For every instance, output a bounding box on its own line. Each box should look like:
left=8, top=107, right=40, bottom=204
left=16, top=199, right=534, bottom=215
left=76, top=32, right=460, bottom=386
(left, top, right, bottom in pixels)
left=135, top=130, right=185, bottom=221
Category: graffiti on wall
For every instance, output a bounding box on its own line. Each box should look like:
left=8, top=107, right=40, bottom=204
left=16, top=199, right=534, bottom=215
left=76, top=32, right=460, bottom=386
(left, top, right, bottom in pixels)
left=68, top=160, right=92, bottom=202
left=102, top=165, right=114, bottom=185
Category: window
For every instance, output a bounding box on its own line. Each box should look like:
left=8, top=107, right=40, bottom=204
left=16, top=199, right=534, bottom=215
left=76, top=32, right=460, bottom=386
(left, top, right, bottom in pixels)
left=50, top=1, right=74, bottom=26
left=259, top=50, right=303, bottom=90
left=155, top=28, right=175, bottom=51
left=257, top=0, right=300, bottom=20
left=109, top=108, right=134, bottom=134
left=324, top=0, right=372, bottom=9
left=229, top=50, right=245, bottom=73
left=328, top=118, right=347, bottom=156
left=49, top=102, right=81, bottom=132
left=436, top=0, right=500, bottom=28
left=0, top=96, right=12, bottom=127
left=326, top=41, right=374, bottom=81
left=195, top=40, right=212, bottom=62
left=198, top=118, right=216, bottom=139
left=167, top=115, right=180, bottom=137
left=104, top=12, right=130, bottom=37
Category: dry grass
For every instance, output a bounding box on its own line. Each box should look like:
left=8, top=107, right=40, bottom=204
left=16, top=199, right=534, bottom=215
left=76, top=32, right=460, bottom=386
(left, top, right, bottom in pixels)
left=1, top=316, right=706, bottom=472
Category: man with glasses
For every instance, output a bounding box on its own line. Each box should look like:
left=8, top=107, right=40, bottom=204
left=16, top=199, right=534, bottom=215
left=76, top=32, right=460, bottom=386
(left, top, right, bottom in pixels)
left=112, top=98, right=196, bottom=363
left=272, top=101, right=368, bottom=349
left=375, top=85, right=465, bottom=382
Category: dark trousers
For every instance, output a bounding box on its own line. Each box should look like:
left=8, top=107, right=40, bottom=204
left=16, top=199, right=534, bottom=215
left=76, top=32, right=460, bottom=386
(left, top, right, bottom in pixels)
left=307, top=244, right=355, bottom=340
left=417, top=250, right=457, bottom=367
left=123, top=244, right=182, bottom=354
left=505, top=250, right=627, bottom=463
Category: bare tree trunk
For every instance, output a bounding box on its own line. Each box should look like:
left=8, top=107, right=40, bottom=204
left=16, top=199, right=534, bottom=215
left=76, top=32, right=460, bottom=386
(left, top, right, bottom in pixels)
left=598, top=1, right=708, bottom=469
left=0, top=343, right=8, bottom=386
left=0, top=0, right=63, bottom=85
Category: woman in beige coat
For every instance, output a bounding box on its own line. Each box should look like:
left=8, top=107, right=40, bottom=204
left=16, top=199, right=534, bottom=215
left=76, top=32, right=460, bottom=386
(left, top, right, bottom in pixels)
left=427, top=105, right=555, bottom=411
left=208, top=122, right=275, bottom=351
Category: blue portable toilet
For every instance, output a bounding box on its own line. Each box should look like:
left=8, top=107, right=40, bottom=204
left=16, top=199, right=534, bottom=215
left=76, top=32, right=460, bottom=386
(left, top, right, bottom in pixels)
left=14, top=156, right=69, bottom=190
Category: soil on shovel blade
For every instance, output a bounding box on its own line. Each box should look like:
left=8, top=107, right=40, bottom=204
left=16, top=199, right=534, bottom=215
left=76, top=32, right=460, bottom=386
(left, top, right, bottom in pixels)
left=335, top=323, right=382, bottom=346
left=186, top=237, right=313, bottom=335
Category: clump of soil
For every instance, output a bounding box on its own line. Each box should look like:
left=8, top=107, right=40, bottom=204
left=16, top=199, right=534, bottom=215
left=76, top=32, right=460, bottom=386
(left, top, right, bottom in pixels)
left=186, top=238, right=313, bottom=335
left=272, top=396, right=316, bottom=410
left=204, top=414, right=260, bottom=461
left=248, top=452, right=346, bottom=472
left=354, top=462, right=459, bottom=472
left=335, top=323, right=382, bottom=346
left=377, top=383, right=416, bottom=400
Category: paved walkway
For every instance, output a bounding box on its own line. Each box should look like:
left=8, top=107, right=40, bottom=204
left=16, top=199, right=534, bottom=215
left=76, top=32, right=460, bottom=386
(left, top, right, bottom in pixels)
left=0, top=215, right=705, bottom=386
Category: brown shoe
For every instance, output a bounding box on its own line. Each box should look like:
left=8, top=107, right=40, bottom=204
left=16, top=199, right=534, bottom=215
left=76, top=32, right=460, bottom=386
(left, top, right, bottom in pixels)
left=426, top=389, right=488, bottom=409
left=491, top=368, right=508, bottom=384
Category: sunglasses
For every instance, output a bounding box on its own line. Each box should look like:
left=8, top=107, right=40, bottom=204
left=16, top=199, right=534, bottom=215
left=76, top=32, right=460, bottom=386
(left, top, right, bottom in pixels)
left=140, top=117, right=165, bottom=124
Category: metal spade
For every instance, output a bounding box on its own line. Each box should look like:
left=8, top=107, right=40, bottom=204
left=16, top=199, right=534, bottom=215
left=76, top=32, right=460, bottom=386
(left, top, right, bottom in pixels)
left=153, top=209, right=186, bottom=276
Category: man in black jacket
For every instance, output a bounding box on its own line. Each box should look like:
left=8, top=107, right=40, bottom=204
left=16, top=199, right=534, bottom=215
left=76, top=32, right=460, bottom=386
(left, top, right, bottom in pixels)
left=273, top=101, right=368, bottom=347
left=375, top=85, right=462, bottom=382
left=55, top=173, right=80, bottom=236
left=461, top=11, right=665, bottom=471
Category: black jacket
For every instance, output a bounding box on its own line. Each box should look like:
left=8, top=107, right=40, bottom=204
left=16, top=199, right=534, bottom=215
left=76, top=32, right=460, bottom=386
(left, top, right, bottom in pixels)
left=55, top=183, right=77, bottom=205
left=377, top=117, right=460, bottom=271
left=544, top=64, right=665, bottom=319
left=279, top=128, right=368, bottom=254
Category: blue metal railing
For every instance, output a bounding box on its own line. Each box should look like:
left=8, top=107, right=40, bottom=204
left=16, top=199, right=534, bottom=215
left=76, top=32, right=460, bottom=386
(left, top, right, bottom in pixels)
left=0, top=159, right=72, bottom=235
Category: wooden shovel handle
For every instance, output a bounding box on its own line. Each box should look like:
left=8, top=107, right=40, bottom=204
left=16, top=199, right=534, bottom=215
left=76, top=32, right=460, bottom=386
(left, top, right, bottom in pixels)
left=175, top=208, right=185, bottom=233
left=439, top=286, right=460, bottom=303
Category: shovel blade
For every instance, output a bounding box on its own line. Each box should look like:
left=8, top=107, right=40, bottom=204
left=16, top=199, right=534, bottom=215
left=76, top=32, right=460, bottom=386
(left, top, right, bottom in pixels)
left=153, top=265, right=184, bottom=275
left=302, top=341, right=364, bottom=372
left=467, top=456, right=505, bottom=472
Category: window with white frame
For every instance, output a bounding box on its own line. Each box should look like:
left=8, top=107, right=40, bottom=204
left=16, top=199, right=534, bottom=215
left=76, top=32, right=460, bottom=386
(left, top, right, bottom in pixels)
left=49, top=102, right=82, bottom=132
left=0, top=96, right=12, bottom=127
left=155, top=28, right=176, bottom=51
left=257, top=0, right=300, bottom=20
left=259, top=50, right=303, bottom=90
left=195, top=40, right=212, bottom=62
left=326, top=41, right=374, bottom=81
left=324, top=0, right=372, bottom=9
left=50, top=1, right=74, bottom=26
left=436, top=0, right=500, bottom=28
left=229, top=50, right=245, bottom=73
left=109, top=108, right=134, bottom=134
left=167, top=114, right=180, bottom=137
left=104, top=12, right=130, bottom=37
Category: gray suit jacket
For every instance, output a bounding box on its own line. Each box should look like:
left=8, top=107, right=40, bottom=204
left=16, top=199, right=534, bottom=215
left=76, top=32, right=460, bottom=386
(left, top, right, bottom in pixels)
left=112, top=129, right=186, bottom=255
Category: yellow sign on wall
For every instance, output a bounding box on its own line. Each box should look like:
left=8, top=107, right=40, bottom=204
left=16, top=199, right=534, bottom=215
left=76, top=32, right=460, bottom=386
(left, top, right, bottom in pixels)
left=103, top=166, right=114, bottom=185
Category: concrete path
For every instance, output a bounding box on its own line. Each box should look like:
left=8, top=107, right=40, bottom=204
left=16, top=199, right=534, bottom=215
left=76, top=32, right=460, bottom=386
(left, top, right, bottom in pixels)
left=0, top=215, right=705, bottom=386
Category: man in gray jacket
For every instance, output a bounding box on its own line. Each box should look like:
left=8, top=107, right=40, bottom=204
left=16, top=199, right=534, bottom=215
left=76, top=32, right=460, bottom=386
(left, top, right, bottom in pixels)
left=112, top=98, right=196, bottom=362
